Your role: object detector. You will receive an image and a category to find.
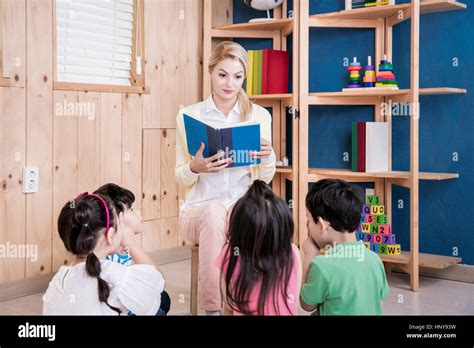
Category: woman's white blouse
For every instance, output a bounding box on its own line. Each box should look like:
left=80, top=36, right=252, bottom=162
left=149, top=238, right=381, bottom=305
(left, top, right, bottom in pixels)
left=175, top=95, right=276, bottom=210
left=179, top=95, right=275, bottom=211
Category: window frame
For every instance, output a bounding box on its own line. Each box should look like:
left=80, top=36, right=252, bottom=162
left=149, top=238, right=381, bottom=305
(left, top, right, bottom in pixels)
left=53, top=0, right=148, bottom=94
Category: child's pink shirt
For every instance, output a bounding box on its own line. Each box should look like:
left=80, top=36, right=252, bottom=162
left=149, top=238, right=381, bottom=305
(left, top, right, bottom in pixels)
left=215, top=244, right=300, bottom=316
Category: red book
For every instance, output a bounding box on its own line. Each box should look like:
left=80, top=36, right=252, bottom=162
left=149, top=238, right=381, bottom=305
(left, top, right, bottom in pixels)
left=357, top=122, right=366, bottom=172
left=262, top=50, right=289, bottom=94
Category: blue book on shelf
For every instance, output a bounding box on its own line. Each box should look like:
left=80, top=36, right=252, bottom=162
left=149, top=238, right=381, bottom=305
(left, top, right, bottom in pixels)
left=183, top=113, right=261, bottom=167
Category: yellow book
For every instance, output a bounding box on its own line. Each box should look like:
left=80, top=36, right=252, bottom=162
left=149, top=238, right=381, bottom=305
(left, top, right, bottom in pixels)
left=246, top=50, right=254, bottom=95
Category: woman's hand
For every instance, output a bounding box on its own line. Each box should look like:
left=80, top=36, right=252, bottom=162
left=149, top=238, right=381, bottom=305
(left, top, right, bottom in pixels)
left=190, top=142, right=233, bottom=174
left=250, top=138, right=272, bottom=160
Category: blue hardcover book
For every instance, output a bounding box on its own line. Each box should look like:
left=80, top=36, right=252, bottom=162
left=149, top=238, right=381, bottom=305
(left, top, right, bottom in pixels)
left=183, top=113, right=261, bottom=167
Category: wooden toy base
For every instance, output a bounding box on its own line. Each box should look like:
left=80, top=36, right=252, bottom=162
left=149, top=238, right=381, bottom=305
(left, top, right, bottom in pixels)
left=342, top=86, right=399, bottom=92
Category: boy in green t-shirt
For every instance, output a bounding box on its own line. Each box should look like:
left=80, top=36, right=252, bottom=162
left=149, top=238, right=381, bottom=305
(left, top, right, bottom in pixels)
left=300, top=179, right=389, bottom=315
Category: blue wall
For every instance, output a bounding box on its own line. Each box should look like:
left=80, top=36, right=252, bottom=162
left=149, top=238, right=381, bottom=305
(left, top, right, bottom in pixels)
left=234, top=0, right=474, bottom=265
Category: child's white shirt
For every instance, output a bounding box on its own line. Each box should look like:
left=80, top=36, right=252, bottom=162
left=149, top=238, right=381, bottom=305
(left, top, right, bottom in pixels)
left=42, top=260, right=164, bottom=315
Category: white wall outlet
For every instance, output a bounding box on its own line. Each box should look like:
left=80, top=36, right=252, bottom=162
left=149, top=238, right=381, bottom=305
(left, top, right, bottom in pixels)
left=23, top=167, right=39, bottom=193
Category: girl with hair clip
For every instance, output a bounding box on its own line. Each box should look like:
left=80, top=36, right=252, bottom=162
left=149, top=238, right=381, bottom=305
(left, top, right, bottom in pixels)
left=42, top=193, right=166, bottom=315
left=176, top=41, right=276, bottom=315
left=215, top=180, right=302, bottom=316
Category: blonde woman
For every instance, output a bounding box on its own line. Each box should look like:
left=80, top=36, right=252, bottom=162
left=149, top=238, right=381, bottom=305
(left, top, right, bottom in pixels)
left=175, top=41, right=276, bottom=315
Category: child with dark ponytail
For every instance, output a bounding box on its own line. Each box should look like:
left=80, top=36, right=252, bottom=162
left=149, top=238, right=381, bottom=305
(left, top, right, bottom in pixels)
left=215, top=180, right=302, bottom=315
left=43, top=193, right=165, bottom=315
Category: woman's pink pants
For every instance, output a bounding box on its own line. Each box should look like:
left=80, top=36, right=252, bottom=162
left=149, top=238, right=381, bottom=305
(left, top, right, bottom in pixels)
left=179, top=200, right=233, bottom=311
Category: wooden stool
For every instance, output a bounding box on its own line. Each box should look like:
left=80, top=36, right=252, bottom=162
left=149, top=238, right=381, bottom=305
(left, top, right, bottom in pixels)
left=190, top=244, right=199, bottom=315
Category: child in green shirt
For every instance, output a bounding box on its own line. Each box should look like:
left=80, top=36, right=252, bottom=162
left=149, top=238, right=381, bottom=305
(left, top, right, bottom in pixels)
left=300, top=179, right=389, bottom=315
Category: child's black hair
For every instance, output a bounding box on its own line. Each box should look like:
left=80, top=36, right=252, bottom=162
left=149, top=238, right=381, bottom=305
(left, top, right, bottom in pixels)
left=57, top=194, right=121, bottom=315
left=222, top=180, right=294, bottom=315
left=305, top=179, right=364, bottom=233
left=94, top=183, right=135, bottom=214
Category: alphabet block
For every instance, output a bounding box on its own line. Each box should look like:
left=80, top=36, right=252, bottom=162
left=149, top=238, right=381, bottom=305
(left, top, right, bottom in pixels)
left=371, top=205, right=385, bottom=215
left=386, top=244, right=401, bottom=255
left=356, top=231, right=365, bottom=241
left=373, top=234, right=382, bottom=244
left=362, top=204, right=371, bottom=214
left=370, top=225, right=379, bottom=233
left=361, top=223, right=371, bottom=232
left=363, top=242, right=370, bottom=249
left=378, top=224, right=392, bottom=234
left=356, top=224, right=362, bottom=232
left=366, top=195, right=380, bottom=205
left=378, top=244, right=389, bottom=255
left=374, top=214, right=387, bottom=225
left=382, top=234, right=396, bottom=245
left=361, top=213, right=366, bottom=223
left=364, top=233, right=372, bottom=243
left=366, top=214, right=375, bottom=224
left=370, top=243, right=379, bottom=253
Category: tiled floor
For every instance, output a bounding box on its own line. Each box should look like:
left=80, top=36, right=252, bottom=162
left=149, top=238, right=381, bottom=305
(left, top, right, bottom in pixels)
left=0, top=258, right=473, bottom=315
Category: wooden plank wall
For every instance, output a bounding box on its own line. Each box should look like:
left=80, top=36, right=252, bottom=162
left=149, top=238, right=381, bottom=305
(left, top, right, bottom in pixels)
left=0, top=0, right=202, bottom=283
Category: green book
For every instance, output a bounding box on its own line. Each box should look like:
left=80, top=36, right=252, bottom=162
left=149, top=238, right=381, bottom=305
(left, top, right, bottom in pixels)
left=352, top=122, right=358, bottom=172
left=256, top=50, right=263, bottom=95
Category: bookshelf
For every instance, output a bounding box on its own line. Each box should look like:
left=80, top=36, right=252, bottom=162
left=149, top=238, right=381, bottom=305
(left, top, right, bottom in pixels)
left=202, top=0, right=300, bottom=233
left=299, top=0, right=467, bottom=292
left=202, top=0, right=467, bottom=291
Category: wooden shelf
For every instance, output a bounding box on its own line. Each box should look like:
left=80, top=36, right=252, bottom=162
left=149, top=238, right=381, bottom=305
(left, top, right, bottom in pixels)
left=309, top=1, right=467, bottom=22
left=380, top=251, right=462, bottom=269
left=276, top=165, right=293, bottom=174
left=53, top=82, right=150, bottom=94
left=297, top=0, right=468, bottom=291
left=213, top=18, right=293, bottom=32
left=309, top=87, right=467, bottom=104
left=419, top=87, right=468, bottom=95
left=276, top=166, right=294, bottom=182
left=249, top=93, right=293, bottom=104
left=308, top=168, right=459, bottom=183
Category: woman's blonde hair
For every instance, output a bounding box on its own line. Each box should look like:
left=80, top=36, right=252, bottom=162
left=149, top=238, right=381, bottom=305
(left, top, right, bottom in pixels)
left=208, top=41, right=253, bottom=121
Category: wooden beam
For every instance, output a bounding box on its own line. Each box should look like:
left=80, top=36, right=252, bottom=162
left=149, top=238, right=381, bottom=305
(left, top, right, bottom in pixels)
left=202, top=0, right=213, bottom=98
left=298, top=0, right=309, bottom=245
left=130, top=0, right=145, bottom=87
left=142, top=129, right=161, bottom=220
left=25, top=0, right=53, bottom=278
left=53, top=82, right=150, bottom=94
left=309, top=95, right=378, bottom=105
left=142, top=0, right=162, bottom=128
left=211, top=29, right=276, bottom=39
left=409, top=0, right=420, bottom=292
left=309, top=18, right=381, bottom=28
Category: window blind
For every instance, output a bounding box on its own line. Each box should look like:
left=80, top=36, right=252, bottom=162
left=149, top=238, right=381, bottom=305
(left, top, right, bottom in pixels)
left=56, top=0, right=135, bottom=86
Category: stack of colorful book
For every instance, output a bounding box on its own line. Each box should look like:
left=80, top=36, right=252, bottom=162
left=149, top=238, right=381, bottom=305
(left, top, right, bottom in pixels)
left=351, top=122, right=389, bottom=172
left=246, top=49, right=289, bottom=95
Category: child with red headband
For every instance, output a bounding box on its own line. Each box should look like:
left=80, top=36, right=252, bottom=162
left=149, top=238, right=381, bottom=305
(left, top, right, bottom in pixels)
left=94, top=183, right=171, bottom=315
left=42, top=193, right=166, bottom=315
